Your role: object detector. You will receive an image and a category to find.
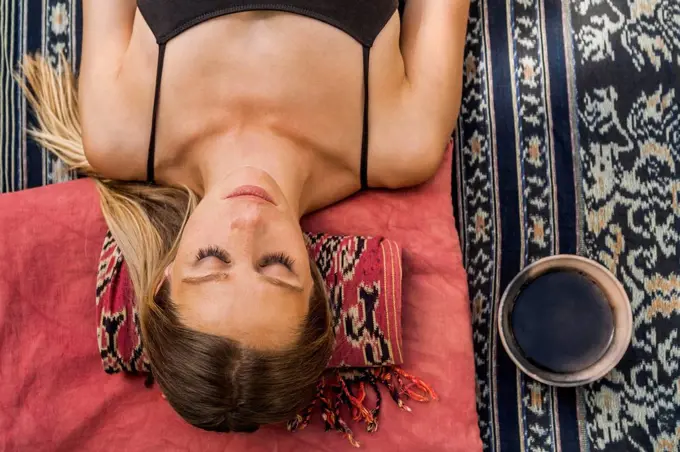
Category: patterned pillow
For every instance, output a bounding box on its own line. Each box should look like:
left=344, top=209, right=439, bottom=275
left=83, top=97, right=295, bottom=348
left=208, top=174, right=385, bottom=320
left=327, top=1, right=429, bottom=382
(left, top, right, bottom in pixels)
left=96, top=231, right=404, bottom=374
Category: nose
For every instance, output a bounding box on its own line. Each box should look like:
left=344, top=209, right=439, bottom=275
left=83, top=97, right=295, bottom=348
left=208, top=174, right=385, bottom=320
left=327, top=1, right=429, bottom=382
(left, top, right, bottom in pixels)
left=229, top=203, right=264, bottom=231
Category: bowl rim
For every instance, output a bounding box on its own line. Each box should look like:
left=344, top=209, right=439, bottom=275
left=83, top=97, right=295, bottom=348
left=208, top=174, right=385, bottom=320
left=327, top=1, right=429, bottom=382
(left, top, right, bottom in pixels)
left=497, top=255, right=633, bottom=387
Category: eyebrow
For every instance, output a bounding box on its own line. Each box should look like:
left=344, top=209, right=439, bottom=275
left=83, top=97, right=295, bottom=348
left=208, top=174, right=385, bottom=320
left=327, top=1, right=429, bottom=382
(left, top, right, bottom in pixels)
left=181, top=272, right=304, bottom=293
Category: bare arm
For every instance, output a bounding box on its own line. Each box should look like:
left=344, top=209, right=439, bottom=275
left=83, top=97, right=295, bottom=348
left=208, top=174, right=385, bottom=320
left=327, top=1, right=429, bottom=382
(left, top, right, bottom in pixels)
left=372, top=0, right=470, bottom=188
left=401, top=0, right=469, bottom=138
left=79, top=0, right=138, bottom=176
left=80, top=0, right=137, bottom=78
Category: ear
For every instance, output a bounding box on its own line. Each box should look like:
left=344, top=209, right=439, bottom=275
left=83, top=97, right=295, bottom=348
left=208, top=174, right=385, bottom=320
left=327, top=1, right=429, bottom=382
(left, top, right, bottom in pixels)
left=154, top=264, right=174, bottom=295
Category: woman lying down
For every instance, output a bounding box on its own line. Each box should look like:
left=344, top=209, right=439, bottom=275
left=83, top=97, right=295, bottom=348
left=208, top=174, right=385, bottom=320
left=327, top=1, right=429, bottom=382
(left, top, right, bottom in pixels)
left=23, top=0, right=469, bottom=433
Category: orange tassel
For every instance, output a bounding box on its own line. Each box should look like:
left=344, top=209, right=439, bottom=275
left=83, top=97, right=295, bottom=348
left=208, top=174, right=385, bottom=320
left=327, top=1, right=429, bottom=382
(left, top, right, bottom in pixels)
left=373, top=368, right=409, bottom=411
left=288, top=367, right=436, bottom=446
left=393, top=367, right=439, bottom=402
left=352, top=381, right=374, bottom=421
left=329, top=378, right=360, bottom=447
left=339, top=376, right=378, bottom=433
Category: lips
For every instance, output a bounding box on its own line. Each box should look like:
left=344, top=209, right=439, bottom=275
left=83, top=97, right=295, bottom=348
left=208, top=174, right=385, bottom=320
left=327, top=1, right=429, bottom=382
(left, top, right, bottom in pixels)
left=225, top=185, right=276, bottom=205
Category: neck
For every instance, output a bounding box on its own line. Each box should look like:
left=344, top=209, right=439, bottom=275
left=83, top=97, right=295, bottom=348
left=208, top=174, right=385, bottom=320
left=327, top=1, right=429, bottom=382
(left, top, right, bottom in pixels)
left=192, top=131, right=313, bottom=218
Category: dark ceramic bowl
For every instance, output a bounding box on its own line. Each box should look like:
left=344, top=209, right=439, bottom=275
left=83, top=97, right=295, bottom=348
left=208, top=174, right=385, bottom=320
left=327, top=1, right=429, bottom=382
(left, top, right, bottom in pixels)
left=498, top=255, right=632, bottom=387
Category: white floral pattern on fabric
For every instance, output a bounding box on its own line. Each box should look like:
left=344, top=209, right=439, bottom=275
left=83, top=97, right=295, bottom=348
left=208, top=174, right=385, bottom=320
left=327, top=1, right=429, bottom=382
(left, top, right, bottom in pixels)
left=582, top=87, right=680, bottom=451
left=574, top=0, right=680, bottom=441
left=575, top=0, right=680, bottom=71
left=49, top=3, right=69, bottom=36
left=456, top=0, right=499, bottom=449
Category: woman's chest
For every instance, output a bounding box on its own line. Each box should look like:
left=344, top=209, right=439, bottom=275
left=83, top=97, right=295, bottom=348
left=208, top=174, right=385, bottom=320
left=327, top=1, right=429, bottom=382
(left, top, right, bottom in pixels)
left=101, top=10, right=404, bottom=181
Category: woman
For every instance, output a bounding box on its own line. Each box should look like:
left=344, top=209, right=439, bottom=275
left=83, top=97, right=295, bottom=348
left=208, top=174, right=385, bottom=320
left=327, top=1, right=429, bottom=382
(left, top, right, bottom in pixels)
left=23, top=0, right=468, bottom=434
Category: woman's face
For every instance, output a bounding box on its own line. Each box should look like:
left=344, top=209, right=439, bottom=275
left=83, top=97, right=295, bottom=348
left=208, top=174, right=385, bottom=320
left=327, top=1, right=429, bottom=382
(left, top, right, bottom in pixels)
left=169, top=168, right=313, bottom=350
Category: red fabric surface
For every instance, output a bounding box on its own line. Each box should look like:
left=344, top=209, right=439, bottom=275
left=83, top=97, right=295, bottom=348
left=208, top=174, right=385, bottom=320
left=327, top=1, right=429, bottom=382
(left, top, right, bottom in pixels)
left=0, top=146, right=480, bottom=451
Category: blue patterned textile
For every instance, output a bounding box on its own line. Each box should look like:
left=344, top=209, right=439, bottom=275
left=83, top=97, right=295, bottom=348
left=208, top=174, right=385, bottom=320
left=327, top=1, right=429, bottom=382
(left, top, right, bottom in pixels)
left=454, top=1, right=680, bottom=451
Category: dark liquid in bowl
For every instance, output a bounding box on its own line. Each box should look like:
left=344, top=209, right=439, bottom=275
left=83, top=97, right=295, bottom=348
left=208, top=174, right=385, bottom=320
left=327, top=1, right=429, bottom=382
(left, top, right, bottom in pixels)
left=510, top=270, right=614, bottom=374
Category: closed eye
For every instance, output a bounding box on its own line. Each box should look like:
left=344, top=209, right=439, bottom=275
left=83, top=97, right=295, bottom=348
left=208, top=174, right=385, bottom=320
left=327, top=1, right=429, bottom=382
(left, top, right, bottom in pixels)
left=258, top=253, right=295, bottom=272
left=184, top=249, right=301, bottom=291
left=196, top=246, right=230, bottom=263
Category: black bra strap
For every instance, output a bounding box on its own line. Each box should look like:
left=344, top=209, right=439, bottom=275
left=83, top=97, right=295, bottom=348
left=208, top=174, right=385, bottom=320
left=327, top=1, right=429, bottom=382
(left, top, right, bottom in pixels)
left=146, top=42, right=370, bottom=187
left=147, top=43, right=167, bottom=183
left=360, top=46, right=370, bottom=190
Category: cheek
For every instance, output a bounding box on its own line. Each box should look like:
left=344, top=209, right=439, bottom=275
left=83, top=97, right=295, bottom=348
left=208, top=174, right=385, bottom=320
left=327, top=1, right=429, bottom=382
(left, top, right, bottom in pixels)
left=183, top=214, right=221, bottom=240
left=177, top=212, right=228, bottom=255
left=278, top=221, right=305, bottom=248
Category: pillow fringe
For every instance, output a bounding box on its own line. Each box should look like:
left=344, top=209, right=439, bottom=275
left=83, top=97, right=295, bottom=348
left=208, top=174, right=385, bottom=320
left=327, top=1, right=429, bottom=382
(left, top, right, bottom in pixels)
left=287, top=367, right=437, bottom=447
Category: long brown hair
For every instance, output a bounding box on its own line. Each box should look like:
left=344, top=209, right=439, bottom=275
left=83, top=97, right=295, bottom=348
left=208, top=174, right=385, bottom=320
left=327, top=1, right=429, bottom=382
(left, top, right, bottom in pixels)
left=21, top=54, right=334, bottom=432
left=146, top=265, right=332, bottom=432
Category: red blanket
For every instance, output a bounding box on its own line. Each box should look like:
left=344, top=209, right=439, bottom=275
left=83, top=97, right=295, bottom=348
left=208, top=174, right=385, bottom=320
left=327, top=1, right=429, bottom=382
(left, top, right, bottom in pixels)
left=97, top=231, right=422, bottom=444
left=0, top=144, right=481, bottom=451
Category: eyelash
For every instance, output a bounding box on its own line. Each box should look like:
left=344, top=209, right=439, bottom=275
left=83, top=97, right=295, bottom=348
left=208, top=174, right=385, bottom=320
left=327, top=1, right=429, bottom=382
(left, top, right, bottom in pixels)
left=196, top=247, right=295, bottom=270
left=259, top=253, right=296, bottom=271
left=196, top=246, right=229, bottom=262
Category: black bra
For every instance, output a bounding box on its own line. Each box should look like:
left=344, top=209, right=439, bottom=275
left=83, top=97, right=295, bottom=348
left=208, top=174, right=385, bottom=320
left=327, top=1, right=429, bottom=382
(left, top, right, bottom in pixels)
left=137, top=0, right=399, bottom=189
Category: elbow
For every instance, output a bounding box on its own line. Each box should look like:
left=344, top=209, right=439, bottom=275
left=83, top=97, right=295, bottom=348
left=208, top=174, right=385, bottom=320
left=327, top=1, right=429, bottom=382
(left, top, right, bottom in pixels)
left=411, top=135, right=449, bottom=186
left=81, top=129, right=123, bottom=178
left=383, top=134, right=450, bottom=189
left=81, top=133, right=106, bottom=175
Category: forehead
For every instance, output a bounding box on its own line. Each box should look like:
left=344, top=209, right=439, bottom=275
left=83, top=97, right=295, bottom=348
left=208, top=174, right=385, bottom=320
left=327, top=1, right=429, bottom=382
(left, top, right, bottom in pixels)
left=173, top=278, right=310, bottom=350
